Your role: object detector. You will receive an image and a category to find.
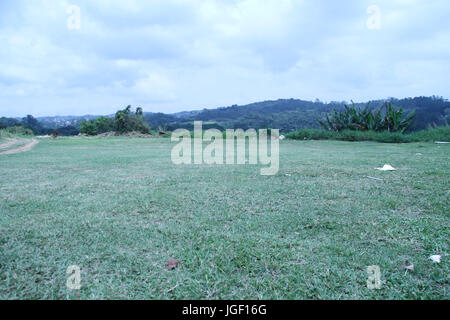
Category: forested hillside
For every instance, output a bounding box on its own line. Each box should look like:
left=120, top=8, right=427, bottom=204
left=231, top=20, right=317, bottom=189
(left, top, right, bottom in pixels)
left=144, top=96, right=449, bottom=132
left=1, top=96, right=448, bottom=135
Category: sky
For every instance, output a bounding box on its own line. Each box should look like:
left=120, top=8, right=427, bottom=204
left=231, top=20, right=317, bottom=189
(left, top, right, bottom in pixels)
left=0, top=0, right=449, bottom=117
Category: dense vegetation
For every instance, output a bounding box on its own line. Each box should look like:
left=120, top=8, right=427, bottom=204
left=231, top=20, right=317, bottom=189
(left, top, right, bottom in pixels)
left=286, top=102, right=448, bottom=142
left=0, top=115, right=76, bottom=136
left=1, top=96, right=449, bottom=136
left=79, top=106, right=150, bottom=135
left=0, top=126, right=34, bottom=137
left=286, top=125, right=450, bottom=143
left=79, top=116, right=115, bottom=136
left=154, top=96, right=448, bottom=132
left=318, top=102, right=416, bottom=133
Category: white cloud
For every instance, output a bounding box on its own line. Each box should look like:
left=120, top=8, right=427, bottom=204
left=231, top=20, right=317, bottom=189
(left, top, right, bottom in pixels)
left=0, top=0, right=449, bottom=116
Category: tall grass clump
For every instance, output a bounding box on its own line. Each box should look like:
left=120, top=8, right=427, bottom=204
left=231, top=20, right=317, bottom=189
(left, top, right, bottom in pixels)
left=409, top=125, right=450, bottom=142
left=286, top=129, right=412, bottom=143
left=286, top=125, right=450, bottom=143
left=0, top=126, right=34, bottom=138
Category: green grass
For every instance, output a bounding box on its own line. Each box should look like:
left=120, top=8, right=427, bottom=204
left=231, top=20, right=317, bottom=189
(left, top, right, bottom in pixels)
left=0, top=137, right=448, bottom=299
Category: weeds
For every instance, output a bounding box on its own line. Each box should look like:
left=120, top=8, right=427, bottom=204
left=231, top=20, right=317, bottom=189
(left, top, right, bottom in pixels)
left=286, top=126, right=450, bottom=143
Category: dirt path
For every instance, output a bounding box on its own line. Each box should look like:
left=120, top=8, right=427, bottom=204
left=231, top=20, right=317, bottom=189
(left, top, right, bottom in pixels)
left=0, top=138, right=19, bottom=150
left=0, top=139, right=39, bottom=155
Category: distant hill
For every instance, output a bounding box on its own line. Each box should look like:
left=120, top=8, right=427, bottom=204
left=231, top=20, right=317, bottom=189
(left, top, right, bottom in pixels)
left=143, top=96, right=450, bottom=132
left=36, top=115, right=109, bottom=129
left=2, top=96, right=449, bottom=134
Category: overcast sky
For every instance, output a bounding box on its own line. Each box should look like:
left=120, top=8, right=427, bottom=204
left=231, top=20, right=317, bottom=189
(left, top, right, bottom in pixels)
left=1, top=0, right=449, bottom=117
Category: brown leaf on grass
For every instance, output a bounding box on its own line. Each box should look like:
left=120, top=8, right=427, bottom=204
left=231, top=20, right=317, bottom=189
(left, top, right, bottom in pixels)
left=167, top=259, right=179, bottom=270
left=404, top=260, right=414, bottom=272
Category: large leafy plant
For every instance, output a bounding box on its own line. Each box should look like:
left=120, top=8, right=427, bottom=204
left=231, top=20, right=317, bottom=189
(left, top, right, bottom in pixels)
left=319, top=102, right=415, bottom=134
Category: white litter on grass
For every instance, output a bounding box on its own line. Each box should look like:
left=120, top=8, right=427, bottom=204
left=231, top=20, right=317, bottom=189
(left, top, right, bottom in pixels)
left=435, top=141, right=449, bottom=144
left=376, top=164, right=397, bottom=171
left=429, top=255, right=441, bottom=263
left=279, top=135, right=286, bottom=140
left=416, top=153, right=423, bottom=156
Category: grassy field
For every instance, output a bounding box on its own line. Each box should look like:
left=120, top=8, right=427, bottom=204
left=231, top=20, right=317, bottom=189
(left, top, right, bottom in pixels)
left=0, top=137, right=448, bottom=299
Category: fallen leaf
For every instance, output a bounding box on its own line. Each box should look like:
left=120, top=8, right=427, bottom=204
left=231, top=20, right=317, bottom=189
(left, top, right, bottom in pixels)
left=404, top=261, right=414, bottom=272
left=167, top=259, right=179, bottom=270
left=429, top=255, right=441, bottom=263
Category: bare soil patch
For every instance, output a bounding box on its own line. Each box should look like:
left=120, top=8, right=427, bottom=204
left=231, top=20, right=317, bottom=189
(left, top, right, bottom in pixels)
left=0, top=138, right=19, bottom=150
left=0, top=139, right=39, bottom=155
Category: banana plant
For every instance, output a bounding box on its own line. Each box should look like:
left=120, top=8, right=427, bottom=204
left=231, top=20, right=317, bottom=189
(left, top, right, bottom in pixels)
left=318, top=102, right=415, bottom=133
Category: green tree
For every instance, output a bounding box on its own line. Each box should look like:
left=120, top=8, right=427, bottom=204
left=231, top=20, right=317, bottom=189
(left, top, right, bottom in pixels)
left=115, top=105, right=150, bottom=133
left=80, top=120, right=99, bottom=135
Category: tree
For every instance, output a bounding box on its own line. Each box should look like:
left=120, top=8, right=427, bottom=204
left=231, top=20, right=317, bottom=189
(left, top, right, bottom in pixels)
left=80, top=106, right=150, bottom=135
left=80, top=120, right=99, bottom=135
left=0, top=117, right=20, bottom=129
left=22, top=115, right=45, bottom=134
left=115, top=105, right=150, bottom=133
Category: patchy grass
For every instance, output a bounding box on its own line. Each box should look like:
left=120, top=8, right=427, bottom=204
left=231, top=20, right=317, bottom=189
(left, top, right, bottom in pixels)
left=0, top=138, right=29, bottom=150
left=0, top=137, right=448, bottom=299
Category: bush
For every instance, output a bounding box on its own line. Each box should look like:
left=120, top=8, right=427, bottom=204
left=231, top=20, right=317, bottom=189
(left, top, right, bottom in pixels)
left=319, top=102, right=416, bottom=133
left=56, top=125, right=79, bottom=136
left=285, top=129, right=335, bottom=140
left=80, top=116, right=115, bottom=135
left=286, top=126, right=450, bottom=143
left=115, top=106, right=150, bottom=134
left=410, top=125, right=450, bottom=142
left=80, top=106, right=150, bottom=136
left=0, top=126, right=34, bottom=137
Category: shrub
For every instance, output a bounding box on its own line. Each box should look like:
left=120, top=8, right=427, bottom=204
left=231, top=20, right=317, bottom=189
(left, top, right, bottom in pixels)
left=319, top=102, right=416, bottom=133
left=409, top=125, right=450, bottom=142
left=80, top=116, right=115, bottom=135
left=80, top=106, right=150, bottom=136
left=286, top=126, right=450, bottom=143
left=285, top=129, right=334, bottom=140
left=115, top=106, right=150, bottom=134
left=0, top=126, right=34, bottom=137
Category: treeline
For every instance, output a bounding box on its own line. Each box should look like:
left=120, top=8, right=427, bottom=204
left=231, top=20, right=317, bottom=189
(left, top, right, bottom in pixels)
left=0, top=115, right=78, bottom=136
left=1, top=96, right=449, bottom=136
left=0, top=105, right=151, bottom=137
left=79, top=106, right=150, bottom=135
left=169, top=96, right=449, bottom=132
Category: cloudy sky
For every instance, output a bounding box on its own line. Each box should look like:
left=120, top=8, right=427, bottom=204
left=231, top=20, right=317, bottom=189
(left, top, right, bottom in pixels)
left=1, top=0, right=449, bottom=117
